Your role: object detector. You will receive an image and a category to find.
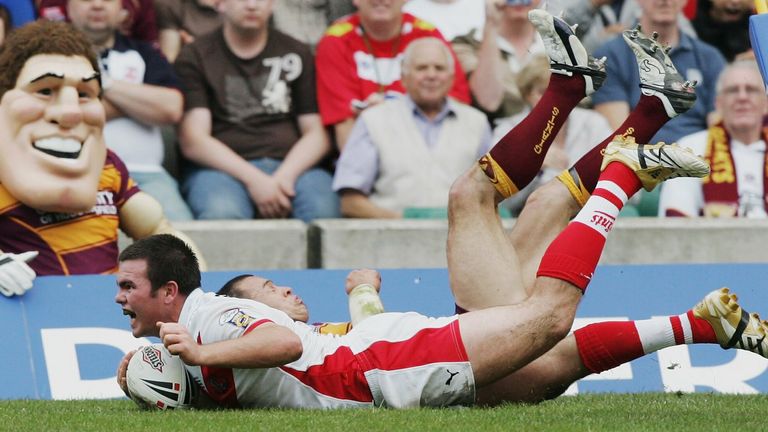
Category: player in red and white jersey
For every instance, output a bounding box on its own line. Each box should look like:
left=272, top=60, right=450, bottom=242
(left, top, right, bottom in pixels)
left=173, top=287, right=471, bottom=408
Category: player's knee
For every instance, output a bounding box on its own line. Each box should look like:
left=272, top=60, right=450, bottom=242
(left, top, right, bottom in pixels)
left=448, top=168, right=494, bottom=210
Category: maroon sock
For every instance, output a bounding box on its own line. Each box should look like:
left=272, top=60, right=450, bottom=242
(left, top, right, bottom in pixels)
left=486, top=74, right=587, bottom=191
left=569, top=95, right=672, bottom=194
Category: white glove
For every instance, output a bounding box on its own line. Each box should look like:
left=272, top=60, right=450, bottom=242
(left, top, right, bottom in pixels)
left=0, top=251, right=39, bottom=297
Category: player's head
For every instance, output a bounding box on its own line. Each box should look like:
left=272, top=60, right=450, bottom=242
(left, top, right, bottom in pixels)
left=218, top=275, right=309, bottom=323
left=0, top=20, right=106, bottom=213
left=116, top=234, right=201, bottom=337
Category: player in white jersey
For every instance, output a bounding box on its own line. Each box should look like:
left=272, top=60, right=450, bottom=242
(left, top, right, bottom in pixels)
left=115, top=11, right=768, bottom=409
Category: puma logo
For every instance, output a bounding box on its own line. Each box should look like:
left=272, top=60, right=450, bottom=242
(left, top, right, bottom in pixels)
left=445, top=369, right=460, bottom=385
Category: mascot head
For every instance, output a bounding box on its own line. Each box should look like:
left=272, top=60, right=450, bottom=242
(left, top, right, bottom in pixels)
left=0, top=20, right=106, bottom=212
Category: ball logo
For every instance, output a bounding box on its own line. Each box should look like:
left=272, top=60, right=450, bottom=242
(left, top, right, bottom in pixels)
left=219, top=308, right=255, bottom=329
left=141, top=346, right=166, bottom=373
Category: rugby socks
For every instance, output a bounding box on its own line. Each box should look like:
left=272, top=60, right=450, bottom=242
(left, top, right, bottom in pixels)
left=560, top=95, right=672, bottom=203
left=479, top=74, right=587, bottom=198
left=574, top=312, right=718, bottom=373
left=536, top=162, right=641, bottom=292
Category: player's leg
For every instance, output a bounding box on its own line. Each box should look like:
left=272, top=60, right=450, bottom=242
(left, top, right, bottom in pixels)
left=508, top=27, right=701, bottom=295
left=459, top=131, right=710, bottom=387
left=448, top=9, right=606, bottom=310
left=478, top=287, right=768, bottom=405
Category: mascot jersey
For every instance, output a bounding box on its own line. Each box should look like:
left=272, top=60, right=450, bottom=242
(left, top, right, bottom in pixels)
left=0, top=150, right=139, bottom=275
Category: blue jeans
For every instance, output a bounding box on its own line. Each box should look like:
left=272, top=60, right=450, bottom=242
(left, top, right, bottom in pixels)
left=182, top=158, right=340, bottom=222
left=131, top=170, right=194, bottom=221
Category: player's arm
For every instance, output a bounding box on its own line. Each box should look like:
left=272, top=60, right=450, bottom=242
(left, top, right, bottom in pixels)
left=118, top=191, right=208, bottom=270
left=158, top=321, right=302, bottom=368
left=345, top=269, right=385, bottom=326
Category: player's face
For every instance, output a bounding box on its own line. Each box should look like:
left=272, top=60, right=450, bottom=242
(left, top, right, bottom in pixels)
left=218, top=0, right=273, bottom=32
left=236, top=276, right=309, bottom=323
left=401, top=41, right=454, bottom=112
left=354, top=0, right=406, bottom=25
left=716, top=66, right=768, bottom=134
left=0, top=54, right=106, bottom=212
left=116, top=259, right=168, bottom=338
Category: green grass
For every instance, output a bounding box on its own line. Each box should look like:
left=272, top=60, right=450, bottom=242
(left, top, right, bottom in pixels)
left=2, top=394, right=766, bottom=432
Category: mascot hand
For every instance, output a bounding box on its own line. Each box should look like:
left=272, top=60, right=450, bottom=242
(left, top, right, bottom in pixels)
left=0, top=251, right=39, bottom=297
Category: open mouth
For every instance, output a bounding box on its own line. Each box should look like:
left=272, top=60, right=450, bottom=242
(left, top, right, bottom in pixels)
left=123, top=309, right=136, bottom=319
left=33, top=137, right=83, bottom=159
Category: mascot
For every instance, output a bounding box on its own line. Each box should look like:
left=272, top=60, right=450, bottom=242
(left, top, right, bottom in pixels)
left=0, top=21, right=203, bottom=297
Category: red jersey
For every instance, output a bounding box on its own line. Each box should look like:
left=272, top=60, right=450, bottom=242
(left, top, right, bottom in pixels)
left=315, top=12, right=471, bottom=126
left=0, top=151, right=140, bottom=276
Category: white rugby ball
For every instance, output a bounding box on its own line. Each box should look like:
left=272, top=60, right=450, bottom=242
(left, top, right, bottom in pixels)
left=126, top=343, right=197, bottom=410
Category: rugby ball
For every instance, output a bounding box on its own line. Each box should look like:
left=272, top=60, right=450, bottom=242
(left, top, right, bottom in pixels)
left=126, top=343, right=197, bottom=410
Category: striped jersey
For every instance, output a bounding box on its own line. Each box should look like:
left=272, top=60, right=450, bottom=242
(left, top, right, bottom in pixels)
left=0, top=150, right=139, bottom=275
left=179, top=289, right=475, bottom=409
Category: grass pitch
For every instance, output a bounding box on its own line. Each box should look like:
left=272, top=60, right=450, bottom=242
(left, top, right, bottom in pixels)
left=2, top=393, right=765, bottom=432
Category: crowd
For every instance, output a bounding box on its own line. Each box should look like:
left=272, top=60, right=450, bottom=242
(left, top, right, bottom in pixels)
left=0, top=0, right=762, bottom=222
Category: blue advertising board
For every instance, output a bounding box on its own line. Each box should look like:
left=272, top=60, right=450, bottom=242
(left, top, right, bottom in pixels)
left=3, top=264, right=768, bottom=400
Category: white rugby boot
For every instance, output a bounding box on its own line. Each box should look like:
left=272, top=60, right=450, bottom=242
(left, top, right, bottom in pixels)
left=622, top=26, right=697, bottom=118
left=528, top=9, right=607, bottom=96
left=600, top=136, right=710, bottom=191
left=693, top=288, right=768, bottom=358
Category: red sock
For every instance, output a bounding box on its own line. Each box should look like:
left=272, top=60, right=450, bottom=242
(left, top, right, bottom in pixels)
left=575, top=311, right=718, bottom=374
left=574, top=321, right=644, bottom=373
left=484, top=74, right=587, bottom=192
left=570, top=95, right=672, bottom=194
left=537, top=163, right=641, bottom=291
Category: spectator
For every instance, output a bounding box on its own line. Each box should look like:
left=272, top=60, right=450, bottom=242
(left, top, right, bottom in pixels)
left=659, top=60, right=768, bottom=218
left=563, top=0, right=642, bottom=53
left=451, top=0, right=545, bottom=125
left=154, top=0, right=222, bottom=63
left=403, top=0, right=485, bottom=41
left=37, top=0, right=158, bottom=44
left=67, top=0, right=193, bottom=220
left=692, top=0, right=753, bottom=62
left=272, top=0, right=355, bottom=50
left=175, top=0, right=339, bottom=222
left=493, top=54, right=613, bottom=215
left=333, top=37, right=491, bottom=218
left=591, top=0, right=725, bottom=145
left=0, top=21, right=204, bottom=298
left=0, top=0, right=34, bottom=28
left=315, top=0, right=470, bottom=150
left=0, top=4, right=11, bottom=46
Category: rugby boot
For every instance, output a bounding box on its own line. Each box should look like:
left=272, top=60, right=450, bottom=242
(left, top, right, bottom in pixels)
left=600, top=136, right=710, bottom=191
left=528, top=9, right=607, bottom=96
left=623, top=26, right=697, bottom=118
left=693, top=288, right=768, bottom=358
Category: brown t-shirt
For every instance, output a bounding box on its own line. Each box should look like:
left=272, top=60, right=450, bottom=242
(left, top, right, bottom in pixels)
left=175, top=29, right=318, bottom=160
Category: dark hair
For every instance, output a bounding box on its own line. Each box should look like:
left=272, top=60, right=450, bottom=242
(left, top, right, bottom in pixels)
left=118, top=234, right=201, bottom=295
left=217, top=274, right=253, bottom=297
left=0, top=20, right=99, bottom=98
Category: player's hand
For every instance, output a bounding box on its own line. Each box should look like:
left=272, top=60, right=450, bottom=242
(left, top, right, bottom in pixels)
left=116, top=349, right=136, bottom=397
left=157, top=321, right=202, bottom=365
left=0, top=251, right=38, bottom=297
left=245, top=177, right=292, bottom=219
left=345, top=268, right=382, bottom=295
